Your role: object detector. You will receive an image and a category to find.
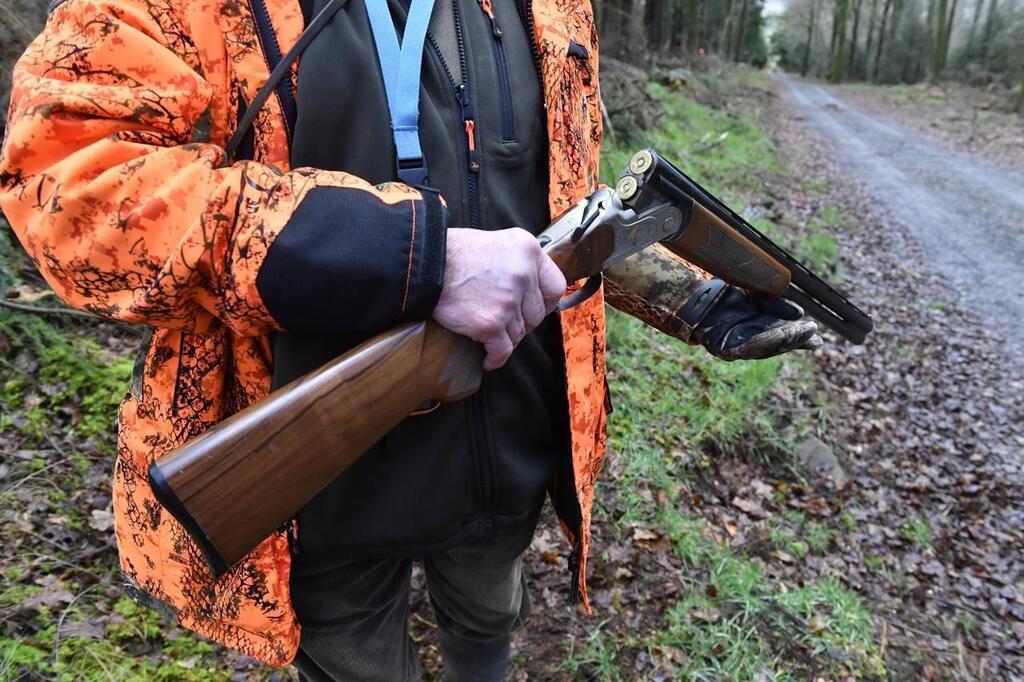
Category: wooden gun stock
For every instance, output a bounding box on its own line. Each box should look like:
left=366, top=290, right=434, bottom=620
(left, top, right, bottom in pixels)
left=149, top=322, right=482, bottom=574
left=147, top=200, right=614, bottom=576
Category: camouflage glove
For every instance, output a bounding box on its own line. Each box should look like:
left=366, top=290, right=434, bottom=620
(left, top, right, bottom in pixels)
left=681, top=279, right=823, bottom=361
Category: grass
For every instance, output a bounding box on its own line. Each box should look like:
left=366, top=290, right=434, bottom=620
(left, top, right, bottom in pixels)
left=0, top=311, right=132, bottom=450
left=902, top=516, right=934, bottom=548
left=0, top=596, right=228, bottom=682
left=0, top=224, right=133, bottom=454
left=559, top=66, right=883, bottom=679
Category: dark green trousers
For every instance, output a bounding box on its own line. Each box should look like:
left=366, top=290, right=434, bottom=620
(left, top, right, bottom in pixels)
left=290, top=513, right=540, bottom=681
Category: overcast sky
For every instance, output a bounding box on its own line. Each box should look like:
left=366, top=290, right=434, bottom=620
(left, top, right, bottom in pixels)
left=765, top=0, right=788, bottom=16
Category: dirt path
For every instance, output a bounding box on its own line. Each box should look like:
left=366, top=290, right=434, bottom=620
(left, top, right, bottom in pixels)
left=774, top=75, right=1024, bottom=678
left=776, top=74, right=1024, bottom=349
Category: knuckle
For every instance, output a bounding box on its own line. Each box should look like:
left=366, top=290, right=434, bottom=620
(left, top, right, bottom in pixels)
left=480, top=314, right=504, bottom=336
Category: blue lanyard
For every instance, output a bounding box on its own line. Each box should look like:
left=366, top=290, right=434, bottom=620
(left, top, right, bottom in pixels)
left=365, top=0, right=437, bottom=186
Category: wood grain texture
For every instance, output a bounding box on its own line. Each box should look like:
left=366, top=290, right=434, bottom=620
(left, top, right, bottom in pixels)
left=153, top=321, right=481, bottom=570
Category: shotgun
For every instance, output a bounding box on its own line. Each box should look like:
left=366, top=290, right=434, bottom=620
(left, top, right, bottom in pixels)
left=150, top=149, right=873, bottom=575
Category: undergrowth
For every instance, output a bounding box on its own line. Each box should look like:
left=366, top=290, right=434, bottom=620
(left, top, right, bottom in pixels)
left=562, top=65, right=884, bottom=679
left=0, top=221, right=231, bottom=681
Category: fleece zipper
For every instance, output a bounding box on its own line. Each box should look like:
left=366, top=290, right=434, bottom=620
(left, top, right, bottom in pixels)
left=427, top=0, right=495, bottom=513
left=476, top=0, right=517, bottom=142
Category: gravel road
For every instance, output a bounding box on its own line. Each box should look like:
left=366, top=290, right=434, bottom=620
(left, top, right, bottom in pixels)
left=777, top=74, right=1024, bottom=348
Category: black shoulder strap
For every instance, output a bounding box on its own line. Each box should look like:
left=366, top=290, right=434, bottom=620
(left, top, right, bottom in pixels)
left=225, top=0, right=349, bottom=164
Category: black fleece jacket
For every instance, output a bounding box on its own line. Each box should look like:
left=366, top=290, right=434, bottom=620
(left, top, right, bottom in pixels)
left=255, top=0, right=568, bottom=567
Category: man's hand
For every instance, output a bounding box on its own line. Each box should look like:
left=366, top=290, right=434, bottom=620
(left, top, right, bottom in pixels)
left=434, top=228, right=566, bottom=370
left=686, top=279, right=823, bottom=361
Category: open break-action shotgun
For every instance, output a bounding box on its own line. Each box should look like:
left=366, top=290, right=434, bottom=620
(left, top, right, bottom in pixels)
left=150, top=149, right=874, bottom=575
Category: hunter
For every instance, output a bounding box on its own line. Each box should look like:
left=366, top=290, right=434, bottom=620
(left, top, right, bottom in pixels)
left=0, top=0, right=819, bottom=678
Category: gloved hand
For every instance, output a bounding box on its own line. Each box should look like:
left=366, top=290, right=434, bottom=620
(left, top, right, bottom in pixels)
left=681, top=279, right=823, bottom=361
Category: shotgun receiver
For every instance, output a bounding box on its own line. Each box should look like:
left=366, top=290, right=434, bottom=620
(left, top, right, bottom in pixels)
left=150, top=149, right=872, bottom=575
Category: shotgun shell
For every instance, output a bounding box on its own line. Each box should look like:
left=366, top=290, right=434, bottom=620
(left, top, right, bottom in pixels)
left=615, top=175, right=639, bottom=201
left=629, top=149, right=654, bottom=175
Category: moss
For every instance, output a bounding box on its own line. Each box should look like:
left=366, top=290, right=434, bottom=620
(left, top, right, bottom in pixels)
left=0, top=309, right=131, bottom=452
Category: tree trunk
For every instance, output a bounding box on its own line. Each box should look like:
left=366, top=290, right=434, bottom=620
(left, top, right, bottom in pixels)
left=802, top=0, right=819, bottom=77
left=831, top=0, right=851, bottom=82
left=734, top=0, right=750, bottom=61
left=628, top=0, right=648, bottom=62
left=928, top=0, right=946, bottom=82
left=865, top=0, right=880, bottom=78
left=873, top=0, right=893, bottom=81
left=889, top=0, right=904, bottom=41
left=847, top=0, right=864, bottom=75
left=1015, top=79, right=1024, bottom=114
left=966, top=0, right=984, bottom=56
left=717, top=0, right=734, bottom=54
left=983, top=0, right=999, bottom=68
left=940, top=0, right=958, bottom=73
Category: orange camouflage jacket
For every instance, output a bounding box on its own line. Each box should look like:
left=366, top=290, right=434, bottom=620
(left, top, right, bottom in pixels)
left=0, top=0, right=615, bottom=665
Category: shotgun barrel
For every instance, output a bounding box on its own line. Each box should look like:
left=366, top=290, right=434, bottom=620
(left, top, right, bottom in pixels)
left=621, top=149, right=873, bottom=344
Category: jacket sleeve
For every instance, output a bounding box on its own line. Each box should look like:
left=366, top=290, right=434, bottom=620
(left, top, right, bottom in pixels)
left=603, top=244, right=710, bottom=343
left=0, top=0, right=446, bottom=338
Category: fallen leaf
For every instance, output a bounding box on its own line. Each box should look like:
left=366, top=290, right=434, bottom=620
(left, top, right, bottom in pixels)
left=89, top=509, right=114, bottom=532
left=731, top=496, right=768, bottom=519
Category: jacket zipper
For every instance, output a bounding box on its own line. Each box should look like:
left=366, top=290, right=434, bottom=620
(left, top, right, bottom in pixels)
left=449, top=0, right=482, bottom=229
left=477, top=0, right=517, bottom=142
left=453, top=0, right=491, bottom=511
left=248, top=0, right=298, bottom=142
left=515, top=0, right=543, bottom=89
left=567, top=543, right=581, bottom=603
left=428, top=2, right=492, bottom=512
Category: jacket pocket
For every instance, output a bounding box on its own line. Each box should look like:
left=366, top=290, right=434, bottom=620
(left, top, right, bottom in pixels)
left=555, top=36, right=601, bottom=195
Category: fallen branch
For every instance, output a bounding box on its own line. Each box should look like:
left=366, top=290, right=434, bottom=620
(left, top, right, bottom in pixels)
left=0, top=298, right=98, bottom=320
left=600, top=94, right=616, bottom=145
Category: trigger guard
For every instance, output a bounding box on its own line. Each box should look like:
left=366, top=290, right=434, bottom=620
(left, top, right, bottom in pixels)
left=557, top=273, right=603, bottom=312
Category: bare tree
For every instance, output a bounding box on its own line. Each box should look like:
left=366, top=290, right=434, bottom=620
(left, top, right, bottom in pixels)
left=873, top=0, right=894, bottom=81
left=831, top=0, right=852, bottom=82
left=802, top=0, right=821, bottom=75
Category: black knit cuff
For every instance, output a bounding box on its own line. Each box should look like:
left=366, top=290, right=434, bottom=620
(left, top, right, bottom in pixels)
left=256, top=185, right=447, bottom=336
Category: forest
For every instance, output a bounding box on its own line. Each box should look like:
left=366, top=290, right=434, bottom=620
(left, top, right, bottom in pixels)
left=585, top=0, right=1024, bottom=112
left=771, top=0, right=1024, bottom=109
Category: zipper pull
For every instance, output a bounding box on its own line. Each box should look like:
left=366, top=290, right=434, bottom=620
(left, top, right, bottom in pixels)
left=457, top=84, right=480, bottom=173
left=464, top=119, right=480, bottom=172
left=478, top=0, right=503, bottom=37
